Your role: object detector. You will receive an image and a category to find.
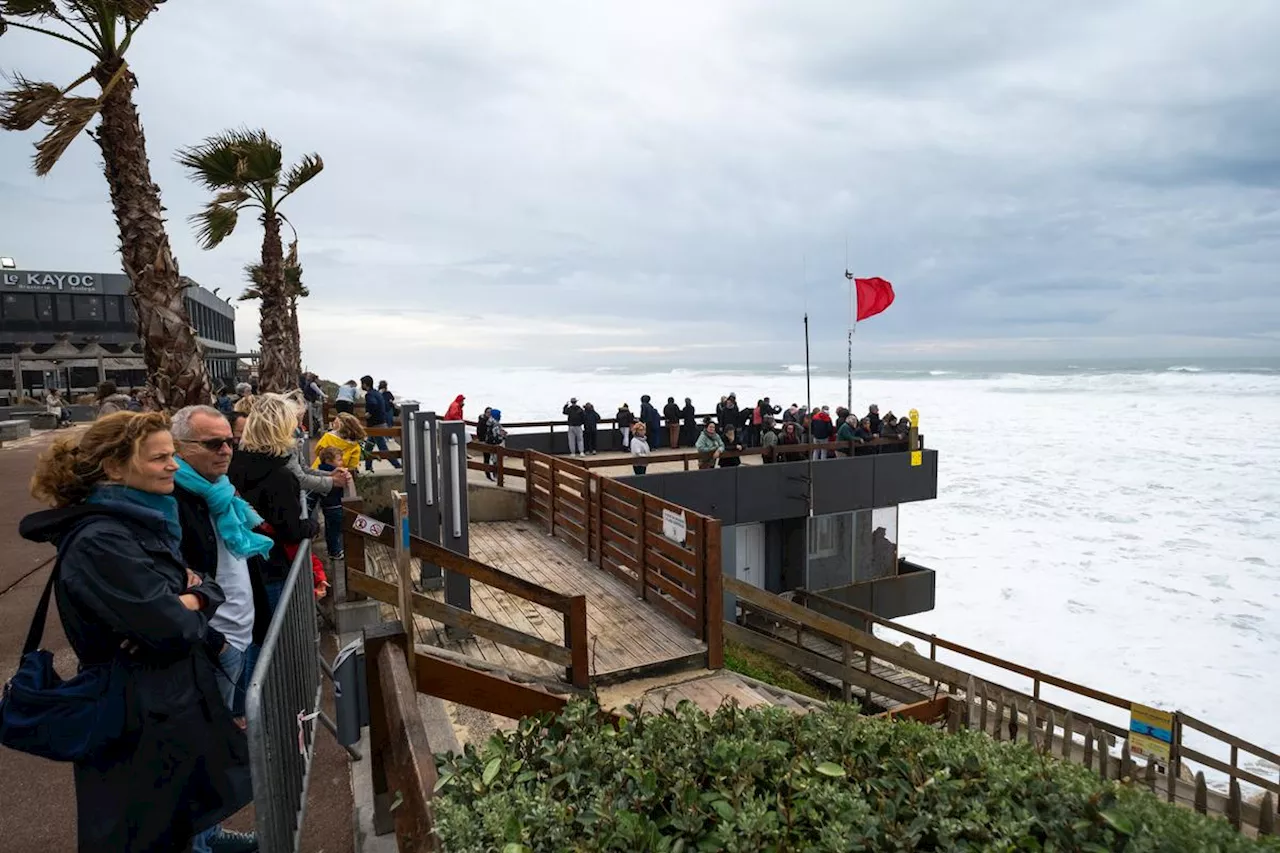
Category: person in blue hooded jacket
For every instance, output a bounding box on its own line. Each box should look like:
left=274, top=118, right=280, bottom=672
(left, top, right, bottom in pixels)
left=639, top=395, right=662, bottom=449
left=20, top=411, right=251, bottom=852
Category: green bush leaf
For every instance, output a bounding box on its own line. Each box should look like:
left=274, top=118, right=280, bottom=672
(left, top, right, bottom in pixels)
left=1100, top=809, right=1135, bottom=836
left=815, top=761, right=846, bottom=778
left=482, top=757, right=502, bottom=786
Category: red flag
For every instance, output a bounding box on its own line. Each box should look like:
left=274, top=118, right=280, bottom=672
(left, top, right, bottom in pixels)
left=845, top=273, right=895, bottom=322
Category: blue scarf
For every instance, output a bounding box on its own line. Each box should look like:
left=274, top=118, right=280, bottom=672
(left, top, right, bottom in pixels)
left=173, top=458, right=275, bottom=559
left=87, top=484, right=183, bottom=546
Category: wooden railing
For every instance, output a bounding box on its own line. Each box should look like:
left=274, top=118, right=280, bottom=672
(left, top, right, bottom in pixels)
left=726, top=577, right=1277, bottom=834
left=523, top=450, right=724, bottom=667
left=464, top=441, right=526, bottom=487
left=567, top=435, right=922, bottom=472
left=342, top=500, right=590, bottom=687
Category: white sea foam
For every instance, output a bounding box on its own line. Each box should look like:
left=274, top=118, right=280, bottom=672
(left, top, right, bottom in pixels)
left=399, top=364, right=1280, bottom=782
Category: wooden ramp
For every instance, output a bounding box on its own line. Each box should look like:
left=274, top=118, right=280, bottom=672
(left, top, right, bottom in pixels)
left=365, top=520, right=706, bottom=683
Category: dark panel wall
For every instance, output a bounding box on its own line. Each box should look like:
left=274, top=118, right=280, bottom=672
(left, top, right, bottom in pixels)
left=622, top=449, right=938, bottom=525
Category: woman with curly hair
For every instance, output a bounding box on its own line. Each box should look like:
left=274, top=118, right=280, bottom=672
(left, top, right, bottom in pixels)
left=19, top=412, right=250, bottom=852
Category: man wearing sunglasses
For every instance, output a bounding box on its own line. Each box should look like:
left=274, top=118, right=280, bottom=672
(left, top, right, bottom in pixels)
left=171, top=406, right=271, bottom=853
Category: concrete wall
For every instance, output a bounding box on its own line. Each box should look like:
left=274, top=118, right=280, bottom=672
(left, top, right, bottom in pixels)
left=469, top=482, right=526, bottom=521
left=804, top=560, right=937, bottom=628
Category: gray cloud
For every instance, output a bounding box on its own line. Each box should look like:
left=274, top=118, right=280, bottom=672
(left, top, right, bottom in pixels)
left=1, top=0, right=1277, bottom=376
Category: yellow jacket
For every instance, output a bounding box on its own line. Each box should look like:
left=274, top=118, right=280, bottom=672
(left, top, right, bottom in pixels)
left=312, top=432, right=362, bottom=469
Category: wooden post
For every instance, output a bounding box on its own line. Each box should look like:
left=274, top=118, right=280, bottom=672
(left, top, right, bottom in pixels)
left=496, top=445, right=504, bottom=488
left=1027, top=701, right=1038, bottom=748
left=565, top=595, right=589, bottom=688
left=1259, top=793, right=1276, bottom=837
left=1121, top=739, right=1133, bottom=780
left=1227, top=778, right=1242, bottom=830
left=376, top=640, right=442, bottom=852
left=1083, top=726, right=1095, bottom=771
left=593, top=475, right=604, bottom=569
left=580, top=474, right=590, bottom=560
left=548, top=461, right=557, bottom=537
left=363, top=622, right=406, bottom=837
left=1061, top=711, right=1074, bottom=760
left=1167, top=712, right=1180, bottom=803
left=1033, top=674, right=1041, bottom=701
left=1144, top=756, right=1158, bottom=792
left=1044, top=709, right=1056, bottom=755
left=978, top=682, right=988, bottom=735
left=343, top=499, right=367, bottom=602
left=638, top=493, right=650, bottom=601
left=1193, top=772, right=1208, bottom=814
left=841, top=643, right=852, bottom=703
left=966, top=677, right=978, bottom=731
left=704, top=517, right=723, bottom=668
left=393, top=492, right=416, bottom=672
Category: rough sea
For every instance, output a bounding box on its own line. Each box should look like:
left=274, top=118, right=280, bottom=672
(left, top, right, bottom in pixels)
left=397, top=357, right=1280, bottom=786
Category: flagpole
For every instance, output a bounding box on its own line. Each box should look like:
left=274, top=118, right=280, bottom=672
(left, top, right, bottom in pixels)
left=803, top=312, right=811, bottom=419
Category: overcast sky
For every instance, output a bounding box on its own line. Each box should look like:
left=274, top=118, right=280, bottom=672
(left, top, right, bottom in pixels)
left=2, top=1, right=1278, bottom=373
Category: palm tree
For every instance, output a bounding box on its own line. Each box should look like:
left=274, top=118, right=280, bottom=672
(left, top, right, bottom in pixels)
left=0, top=1, right=213, bottom=409
left=177, top=128, right=322, bottom=393
left=242, top=241, right=308, bottom=374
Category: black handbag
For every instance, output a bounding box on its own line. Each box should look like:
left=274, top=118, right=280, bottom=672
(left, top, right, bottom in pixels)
left=0, top=533, right=129, bottom=762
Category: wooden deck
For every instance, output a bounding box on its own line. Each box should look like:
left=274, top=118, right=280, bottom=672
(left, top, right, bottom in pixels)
left=364, top=520, right=706, bottom=683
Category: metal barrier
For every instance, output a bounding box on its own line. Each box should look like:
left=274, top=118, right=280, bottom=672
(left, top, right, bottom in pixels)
left=245, top=541, right=323, bottom=853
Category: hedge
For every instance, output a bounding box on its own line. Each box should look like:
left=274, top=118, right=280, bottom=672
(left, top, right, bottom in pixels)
left=433, top=700, right=1280, bottom=852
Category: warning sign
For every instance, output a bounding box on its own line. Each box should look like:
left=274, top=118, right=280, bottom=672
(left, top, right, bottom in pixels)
left=1129, top=704, right=1174, bottom=764
left=662, top=509, right=687, bottom=545
left=352, top=514, right=386, bottom=538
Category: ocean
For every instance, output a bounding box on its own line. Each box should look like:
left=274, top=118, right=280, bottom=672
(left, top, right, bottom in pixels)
left=396, top=356, right=1280, bottom=783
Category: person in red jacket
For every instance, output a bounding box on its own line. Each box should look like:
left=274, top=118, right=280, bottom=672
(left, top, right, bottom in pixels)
left=444, top=394, right=465, bottom=421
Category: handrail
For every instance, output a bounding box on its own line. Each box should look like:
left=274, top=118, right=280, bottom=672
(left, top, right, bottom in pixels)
left=786, top=586, right=1280, bottom=804
left=341, top=503, right=589, bottom=686
left=568, top=435, right=921, bottom=471
left=796, top=587, right=1130, bottom=709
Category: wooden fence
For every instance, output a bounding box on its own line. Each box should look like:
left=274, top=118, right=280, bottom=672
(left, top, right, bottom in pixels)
left=521, top=450, right=724, bottom=667
left=342, top=500, right=590, bottom=687
left=726, top=578, right=1277, bottom=835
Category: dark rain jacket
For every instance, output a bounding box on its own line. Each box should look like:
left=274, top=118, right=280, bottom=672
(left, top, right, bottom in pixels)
left=364, top=387, right=388, bottom=428
left=228, top=449, right=317, bottom=584
left=663, top=401, right=681, bottom=424
left=583, top=407, right=602, bottom=433
left=616, top=407, right=634, bottom=429
left=563, top=403, right=584, bottom=426
left=19, top=503, right=251, bottom=852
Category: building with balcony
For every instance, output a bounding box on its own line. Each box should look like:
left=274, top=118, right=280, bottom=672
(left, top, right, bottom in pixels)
left=617, top=444, right=940, bottom=628
left=0, top=268, right=236, bottom=400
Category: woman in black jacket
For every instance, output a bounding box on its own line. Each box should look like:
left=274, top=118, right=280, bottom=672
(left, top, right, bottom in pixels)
left=228, top=394, right=318, bottom=613
left=20, top=412, right=250, bottom=852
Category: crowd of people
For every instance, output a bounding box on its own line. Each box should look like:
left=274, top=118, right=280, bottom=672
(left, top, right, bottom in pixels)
left=15, top=388, right=374, bottom=850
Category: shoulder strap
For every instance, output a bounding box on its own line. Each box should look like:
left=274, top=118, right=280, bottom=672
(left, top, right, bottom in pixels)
left=22, top=522, right=91, bottom=656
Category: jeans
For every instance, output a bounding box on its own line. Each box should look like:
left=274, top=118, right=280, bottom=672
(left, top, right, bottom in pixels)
left=193, top=643, right=247, bottom=852
left=365, top=435, right=401, bottom=470
left=619, top=427, right=630, bottom=451
left=323, top=505, right=344, bottom=557
left=567, top=425, right=584, bottom=455
left=235, top=579, right=285, bottom=717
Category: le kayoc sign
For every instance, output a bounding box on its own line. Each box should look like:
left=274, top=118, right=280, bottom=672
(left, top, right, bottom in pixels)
left=1, top=271, right=100, bottom=292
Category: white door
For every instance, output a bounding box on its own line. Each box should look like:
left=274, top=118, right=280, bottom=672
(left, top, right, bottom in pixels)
left=736, top=523, right=766, bottom=590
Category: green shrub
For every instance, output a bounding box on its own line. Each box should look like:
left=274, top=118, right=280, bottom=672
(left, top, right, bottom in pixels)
left=723, top=640, right=831, bottom=701
left=434, top=700, right=1279, bottom=852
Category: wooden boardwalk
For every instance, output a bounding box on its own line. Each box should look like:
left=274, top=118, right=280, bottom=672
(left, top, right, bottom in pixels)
left=364, top=520, right=706, bottom=683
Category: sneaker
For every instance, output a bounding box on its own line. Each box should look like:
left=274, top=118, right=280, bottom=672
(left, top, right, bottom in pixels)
left=332, top=551, right=345, bottom=560
left=208, top=828, right=258, bottom=853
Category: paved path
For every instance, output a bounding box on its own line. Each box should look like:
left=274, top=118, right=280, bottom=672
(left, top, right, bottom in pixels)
left=0, top=427, right=355, bottom=851
left=0, top=429, right=78, bottom=852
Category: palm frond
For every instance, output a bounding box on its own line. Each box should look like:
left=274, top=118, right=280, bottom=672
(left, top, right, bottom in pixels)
left=238, top=285, right=262, bottom=302
left=189, top=201, right=239, bottom=250
left=177, top=127, right=281, bottom=190
left=281, top=153, right=323, bottom=194
left=32, top=93, right=98, bottom=175
left=213, top=188, right=251, bottom=207
left=0, top=0, right=58, bottom=18
left=104, top=0, right=160, bottom=23
left=243, top=262, right=265, bottom=287
left=0, top=74, right=61, bottom=131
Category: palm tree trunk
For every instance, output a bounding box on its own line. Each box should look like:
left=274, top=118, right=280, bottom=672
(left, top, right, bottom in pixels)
left=257, top=213, right=291, bottom=392
left=288, top=296, right=301, bottom=373
left=93, top=59, right=212, bottom=410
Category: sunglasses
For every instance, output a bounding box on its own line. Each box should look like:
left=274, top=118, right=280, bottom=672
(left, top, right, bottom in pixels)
left=183, top=437, right=237, bottom=451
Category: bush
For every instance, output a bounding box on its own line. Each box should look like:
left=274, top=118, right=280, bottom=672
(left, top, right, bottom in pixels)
left=434, top=700, right=1279, bottom=852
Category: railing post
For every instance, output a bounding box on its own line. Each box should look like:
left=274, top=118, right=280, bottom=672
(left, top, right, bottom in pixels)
left=580, top=474, right=590, bottom=560
left=363, top=623, right=403, bottom=837
left=548, top=460, right=557, bottom=537
left=393, top=492, right=416, bottom=672
left=592, top=475, right=604, bottom=568
left=565, top=595, right=589, bottom=688
left=342, top=498, right=366, bottom=602
left=496, top=445, right=504, bottom=488
left=841, top=642, right=853, bottom=703
left=638, top=493, right=650, bottom=601
left=704, top=517, right=723, bottom=668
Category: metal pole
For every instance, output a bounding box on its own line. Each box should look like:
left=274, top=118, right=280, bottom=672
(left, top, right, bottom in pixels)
left=803, top=313, right=811, bottom=418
